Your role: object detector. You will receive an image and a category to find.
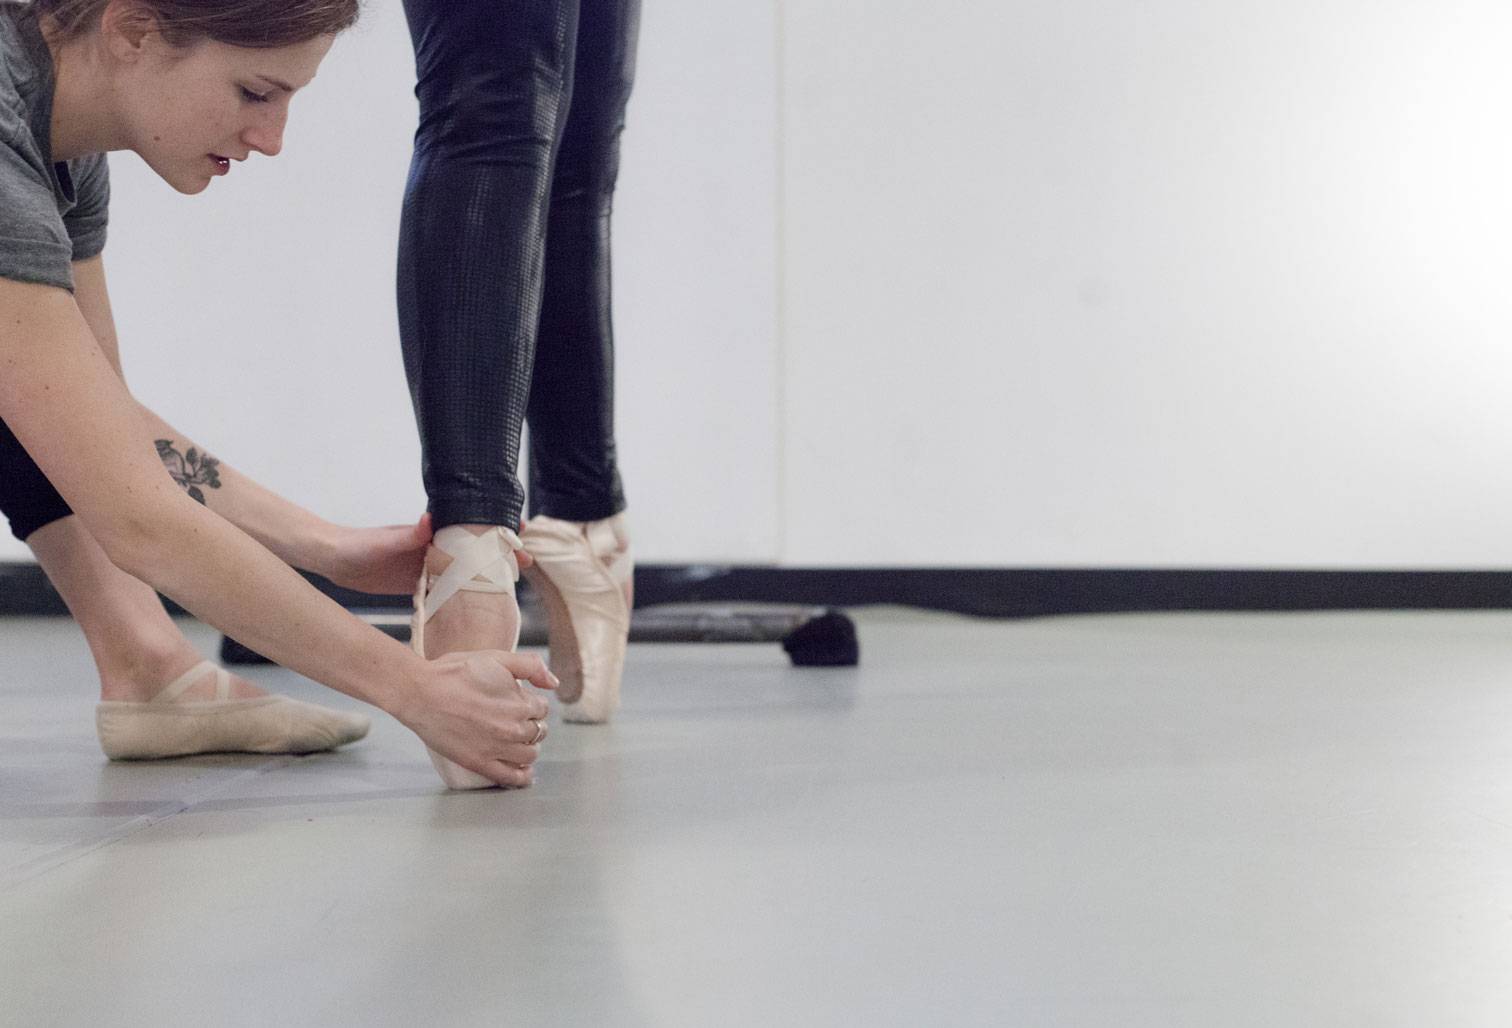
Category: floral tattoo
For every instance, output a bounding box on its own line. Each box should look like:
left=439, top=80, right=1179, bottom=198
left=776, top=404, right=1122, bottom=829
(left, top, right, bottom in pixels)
left=155, top=440, right=222, bottom=505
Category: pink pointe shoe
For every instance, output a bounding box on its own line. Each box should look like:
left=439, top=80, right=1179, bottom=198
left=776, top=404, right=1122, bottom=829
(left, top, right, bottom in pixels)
left=96, top=660, right=370, bottom=760
left=520, top=513, right=632, bottom=724
left=411, top=524, right=525, bottom=789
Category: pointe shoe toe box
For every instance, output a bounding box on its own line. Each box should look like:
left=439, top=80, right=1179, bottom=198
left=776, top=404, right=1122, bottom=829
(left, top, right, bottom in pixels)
left=521, top=514, right=631, bottom=724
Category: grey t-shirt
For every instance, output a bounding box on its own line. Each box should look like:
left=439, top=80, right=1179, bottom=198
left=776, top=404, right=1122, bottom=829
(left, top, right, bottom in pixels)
left=0, top=1, right=108, bottom=292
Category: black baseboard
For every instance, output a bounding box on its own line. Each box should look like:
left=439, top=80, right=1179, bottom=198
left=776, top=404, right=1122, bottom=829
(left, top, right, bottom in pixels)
left=2, top=561, right=1511, bottom=618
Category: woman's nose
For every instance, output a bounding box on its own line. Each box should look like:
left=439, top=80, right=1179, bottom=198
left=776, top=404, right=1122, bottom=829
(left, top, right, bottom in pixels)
left=242, top=110, right=287, bottom=158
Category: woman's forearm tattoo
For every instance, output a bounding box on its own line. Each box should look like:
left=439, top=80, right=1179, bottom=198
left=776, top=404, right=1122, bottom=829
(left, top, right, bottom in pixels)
left=155, top=439, right=222, bottom=505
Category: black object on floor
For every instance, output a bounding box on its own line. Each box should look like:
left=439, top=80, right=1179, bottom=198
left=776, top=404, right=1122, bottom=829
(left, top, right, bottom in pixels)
left=219, top=605, right=860, bottom=668
left=781, top=609, right=861, bottom=667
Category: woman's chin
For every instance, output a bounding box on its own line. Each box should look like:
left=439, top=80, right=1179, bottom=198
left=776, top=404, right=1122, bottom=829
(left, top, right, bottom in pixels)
left=148, top=160, right=212, bottom=195
left=170, top=173, right=213, bottom=196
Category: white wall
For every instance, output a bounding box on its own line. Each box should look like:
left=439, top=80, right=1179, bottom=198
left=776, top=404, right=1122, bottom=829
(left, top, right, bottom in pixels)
left=781, top=0, right=1512, bottom=568
left=7, top=0, right=1512, bottom=570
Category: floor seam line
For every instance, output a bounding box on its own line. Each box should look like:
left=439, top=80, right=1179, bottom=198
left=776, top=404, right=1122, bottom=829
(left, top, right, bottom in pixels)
left=0, top=756, right=294, bottom=892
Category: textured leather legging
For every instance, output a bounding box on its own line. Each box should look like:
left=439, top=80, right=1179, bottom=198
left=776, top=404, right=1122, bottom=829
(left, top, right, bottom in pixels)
left=398, top=0, right=639, bottom=531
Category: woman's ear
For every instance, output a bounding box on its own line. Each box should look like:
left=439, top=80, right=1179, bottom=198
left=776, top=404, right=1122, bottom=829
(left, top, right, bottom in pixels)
left=98, top=0, right=161, bottom=61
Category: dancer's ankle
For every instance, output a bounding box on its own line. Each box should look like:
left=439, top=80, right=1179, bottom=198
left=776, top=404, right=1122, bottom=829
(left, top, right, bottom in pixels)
left=95, top=634, right=192, bottom=701
left=417, top=524, right=523, bottom=658
left=425, top=523, right=514, bottom=575
left=97, top=642, right=266, bottom=703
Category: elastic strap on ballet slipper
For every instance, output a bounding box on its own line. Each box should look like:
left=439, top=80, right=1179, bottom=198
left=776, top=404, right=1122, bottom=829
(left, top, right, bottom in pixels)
left=97, top=662, right=371, bottom=759
left=149, top=659, right=229, bottom=703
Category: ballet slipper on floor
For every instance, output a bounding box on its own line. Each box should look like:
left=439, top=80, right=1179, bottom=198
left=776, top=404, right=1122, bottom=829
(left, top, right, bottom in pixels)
left=520, top=513, right=631, bottom=724
left=411, top=524, right=524, bottom=790
left=96, top=660, right=370, bottom=761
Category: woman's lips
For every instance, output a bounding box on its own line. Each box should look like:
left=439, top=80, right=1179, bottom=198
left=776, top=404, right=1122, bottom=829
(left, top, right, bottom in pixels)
left=209, top=154, right=230, bottom=175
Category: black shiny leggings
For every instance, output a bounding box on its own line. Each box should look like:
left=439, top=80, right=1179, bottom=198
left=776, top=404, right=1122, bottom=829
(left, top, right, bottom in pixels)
left=398, top=0, right=639, bottom=531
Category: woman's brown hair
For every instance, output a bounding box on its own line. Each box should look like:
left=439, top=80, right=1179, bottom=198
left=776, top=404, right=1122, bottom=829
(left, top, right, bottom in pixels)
left=31, top=0, right=359, bottom=49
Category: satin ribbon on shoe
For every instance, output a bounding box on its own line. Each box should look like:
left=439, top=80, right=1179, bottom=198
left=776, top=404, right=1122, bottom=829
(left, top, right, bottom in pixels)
left=415, top=525, right=523, bottom=636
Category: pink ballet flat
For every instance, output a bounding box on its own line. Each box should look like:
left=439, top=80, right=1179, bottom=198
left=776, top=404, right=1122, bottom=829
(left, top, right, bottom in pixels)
left=96, top=659, right=370, bottom=760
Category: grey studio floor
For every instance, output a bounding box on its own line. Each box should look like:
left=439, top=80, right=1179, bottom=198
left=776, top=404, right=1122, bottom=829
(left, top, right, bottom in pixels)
left=4, top=609, right=1512, bottom=1026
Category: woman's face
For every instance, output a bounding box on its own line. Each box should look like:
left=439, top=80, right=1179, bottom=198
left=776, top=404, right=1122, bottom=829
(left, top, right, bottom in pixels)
left=113, top=29, right=334, bottom=194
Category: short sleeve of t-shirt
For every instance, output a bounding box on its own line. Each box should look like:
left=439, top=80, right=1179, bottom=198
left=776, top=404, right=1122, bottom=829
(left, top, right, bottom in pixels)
left=0, top=106, right=77, bottom=291
left=64, top=153, right=109, bottom=263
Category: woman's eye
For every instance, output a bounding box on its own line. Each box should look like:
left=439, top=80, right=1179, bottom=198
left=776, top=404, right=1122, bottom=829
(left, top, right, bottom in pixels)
left=240, top=87, right=271, bottom=104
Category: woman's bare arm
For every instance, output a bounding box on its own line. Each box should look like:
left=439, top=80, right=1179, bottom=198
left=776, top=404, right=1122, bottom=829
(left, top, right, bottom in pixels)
left=69, top=255, right=394, bottom=582
left=1, top=272, right=418, bottom=702
left=0, top=275, right=553, bottom=784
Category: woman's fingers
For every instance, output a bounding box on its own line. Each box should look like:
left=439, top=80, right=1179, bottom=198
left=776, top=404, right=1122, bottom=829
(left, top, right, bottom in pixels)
left=514, top=519, right=535, bottom=570
left=495, top=706, right=546, bottom=748
left=413, top=651, right=555, bottom=788
left=500, top=741, right=541, bottom=765
left=519, top=716, right=547, bottom=745
left=477, top=649, right=559, bottom=692
left=484, top=761, right=535, bottom=789
left=451, top=735, right=540, bottom=789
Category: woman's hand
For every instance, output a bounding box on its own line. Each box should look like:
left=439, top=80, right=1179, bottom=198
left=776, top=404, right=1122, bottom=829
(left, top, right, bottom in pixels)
left=319, top=513, right=433, bottom=594
left=395, top=650, right=559, bottom=787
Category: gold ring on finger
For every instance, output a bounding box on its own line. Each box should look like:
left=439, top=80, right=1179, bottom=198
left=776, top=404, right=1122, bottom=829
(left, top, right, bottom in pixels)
left=530, top=719, right=546, bottom=745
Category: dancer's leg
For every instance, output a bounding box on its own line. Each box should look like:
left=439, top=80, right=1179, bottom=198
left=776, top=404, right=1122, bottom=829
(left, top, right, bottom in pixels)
left=526, top=0, right=640, bottom=523
left=34, top=517, right=370, bottom=757
left=398, top=0, right=580, bottom=665
left=26, top=516, right=268, bottom=701
left=1, top=417, right=367, bottom=755
left=0, top=413, right=262, bottom=701
left=397, top=0, right=581, bottom=535
left=520, top=0, right=641, bottom=723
